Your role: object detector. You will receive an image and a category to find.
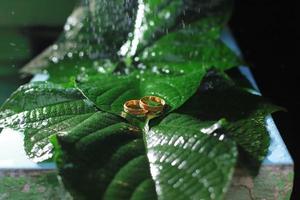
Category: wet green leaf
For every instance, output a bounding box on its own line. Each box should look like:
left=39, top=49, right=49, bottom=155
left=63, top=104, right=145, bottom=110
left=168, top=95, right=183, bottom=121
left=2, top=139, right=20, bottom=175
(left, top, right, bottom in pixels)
left=21, top=0, right=240, bottom=87
left=145, top=113, right=238, bottom=200
left=51, top=111, right=157, bottom=199
left=51, top=111, right=237, bottom=200
left=0, top=82, right=97, bottom=162
left=75, top=15, right=241, bottom=116
left=22, top=4, right=134, bottom=75
left=0, top=0, right=273, bottom=199
left=178, top=70, right=282, bottom=161
left=76, top=68, right=204, bottom=115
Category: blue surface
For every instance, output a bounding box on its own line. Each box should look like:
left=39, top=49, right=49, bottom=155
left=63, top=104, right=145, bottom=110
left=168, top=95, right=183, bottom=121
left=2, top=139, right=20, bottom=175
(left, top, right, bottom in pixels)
left=0, top=29, right=293, bottom=169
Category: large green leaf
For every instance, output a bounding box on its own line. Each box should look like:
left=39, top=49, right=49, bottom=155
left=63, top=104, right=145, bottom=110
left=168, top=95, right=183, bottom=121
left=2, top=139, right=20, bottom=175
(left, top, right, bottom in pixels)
left=21, top=1, right=137, bottom=75
left=119, top=0, right=234, bottom=57
left=52, top=111, right=237, bottom=200
left=145, top=113, right=238, bottom=200
left=75, top=14, right=241, bottom=115
left=177, top=70, right=282, bottom=161
left=75, top=68, right=204, bottom=115
left=44, top=58, right=117, bottom=87
left=51, top=111, right=157, bottom=200
left=21, top=0, right=240, bottom=88
left=0, top=82, right=97, bottom=162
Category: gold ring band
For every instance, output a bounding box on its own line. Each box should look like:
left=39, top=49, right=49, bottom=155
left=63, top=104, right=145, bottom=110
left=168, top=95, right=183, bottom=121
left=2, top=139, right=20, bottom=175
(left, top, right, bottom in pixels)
left=123, top=100, right=148, bottom=116
left=139, top=96, right=165, bottom=113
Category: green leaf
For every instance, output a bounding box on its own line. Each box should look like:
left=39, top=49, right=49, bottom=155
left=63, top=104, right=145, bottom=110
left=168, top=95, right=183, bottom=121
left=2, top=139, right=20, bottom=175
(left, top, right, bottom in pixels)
left=120, top=0, right=234, bottom=57
left=177, top=70, right=282, bottom=161
left=137, top=17, right=241, bottom=72
left=21, top=2, right=137, bottom=75
left=0, top=82, right=97, bottom=162
left=52, top=111, right=237, bottom=200
left=75, top=15, right=241, bottom=116
left=145, top=113, right=238, bottom=200
left=45, top=58, right=117, bottom=87
left=21, top=0, right=240, bottom=89
left=51, top=111, right=157, bottom=199
left=76, top=68, right=205, bottom=115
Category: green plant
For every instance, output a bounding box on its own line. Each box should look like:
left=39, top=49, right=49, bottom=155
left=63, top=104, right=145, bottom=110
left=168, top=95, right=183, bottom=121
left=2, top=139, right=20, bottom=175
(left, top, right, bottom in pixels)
left=0, top=0, right=281, bottom=199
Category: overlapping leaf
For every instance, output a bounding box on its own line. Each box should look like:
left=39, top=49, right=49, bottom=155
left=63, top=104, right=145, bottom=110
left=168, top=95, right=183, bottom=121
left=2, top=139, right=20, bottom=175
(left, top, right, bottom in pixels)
left=51, top=111, right=157, bottom=200
left=0, top=0, right=275, bottom=199
left=76, top=69, right=205, bottom=115
left=75, top=15, right=241, bottom=115
left=21, top=1, right=137, bottom=75
left=51, top=112, right=237, bottom=200
left=0, top=82, right=97, bottom=162
left=21, top=0, right=241, bottom=91
left=177, top=70, right=282, bottom=161
left=21, top=0, right=235, bottom=75
left=145, top=113, right=238, bottom=200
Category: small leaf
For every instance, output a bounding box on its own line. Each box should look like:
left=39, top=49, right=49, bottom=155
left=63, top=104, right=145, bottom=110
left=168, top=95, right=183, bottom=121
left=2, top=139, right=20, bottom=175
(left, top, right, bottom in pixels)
left=145, top=113, right=238, bottom=200
left=51, top=111, right=157, bottom=199
left=178, top=70, right=282, bottom=161
left=0, top=82, right=97, bottom=162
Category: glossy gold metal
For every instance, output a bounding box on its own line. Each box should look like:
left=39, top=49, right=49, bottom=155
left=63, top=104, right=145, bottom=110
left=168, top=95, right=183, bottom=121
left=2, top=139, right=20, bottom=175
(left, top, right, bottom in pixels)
left=123, top=100, right=148, bottom=116
left=139, top=96, right=165, bottom=113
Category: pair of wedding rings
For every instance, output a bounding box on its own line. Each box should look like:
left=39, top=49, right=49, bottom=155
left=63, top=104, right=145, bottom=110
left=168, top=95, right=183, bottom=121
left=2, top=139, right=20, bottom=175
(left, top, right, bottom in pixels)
left=123, top=96, right=166, bottom=116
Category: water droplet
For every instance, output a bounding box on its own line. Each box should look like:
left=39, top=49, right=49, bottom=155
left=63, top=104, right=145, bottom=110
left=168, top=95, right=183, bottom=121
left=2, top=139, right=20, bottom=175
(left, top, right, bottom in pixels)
left=80, top=67, right=86, bottom=72
left=97, top=66, right=106, bottom=73
left=149, top=20, right=155, bottom=26
left=67, top=52, right=73, bottom=58
left=219, top=134, right=225, bottom=141
left=42, top=121, right=48, bottom=126
left=79, top=51, right=84, bottom=57
left=151, top=66, right=159, bottom=74
left=50, top=45, right=58, bottom=52
left=165, top=12, right=171, bottom=19
left=51, top=57, right=58, bottom=63
left=64, top=24, right=71, bottom=31
left=137, top=63, right=146, bottom=70
left=192, top=169, right=200, bottom=177
left=162, top=67, right=170, bottom=74
left=124, top=68, right=130, bottom=75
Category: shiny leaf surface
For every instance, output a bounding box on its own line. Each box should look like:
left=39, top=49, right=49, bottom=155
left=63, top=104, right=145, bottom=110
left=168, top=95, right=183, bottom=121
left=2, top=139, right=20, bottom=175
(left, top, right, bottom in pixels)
left=51, top=111, right=157, bottom=199
left=0, top=82, right=97, bottom=162
left=76, top=69, right=204, bottom=115
left=74, top=6, right=241, bottom=115
left=145, top=113, right=238, bottom=200
left=178, top=70, right=282, bottom=161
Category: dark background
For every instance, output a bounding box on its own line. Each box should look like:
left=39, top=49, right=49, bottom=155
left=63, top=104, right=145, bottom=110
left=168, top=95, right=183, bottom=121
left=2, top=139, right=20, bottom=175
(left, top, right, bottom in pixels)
left=230, top=0, right=299, bottom=198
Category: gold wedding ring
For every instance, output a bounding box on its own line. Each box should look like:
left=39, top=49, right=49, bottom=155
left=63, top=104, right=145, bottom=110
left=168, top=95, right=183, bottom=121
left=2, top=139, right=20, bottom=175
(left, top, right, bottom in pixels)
left=139, top=96, right=165, bottom=113
left=123, top=100, right=148, bottom=116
